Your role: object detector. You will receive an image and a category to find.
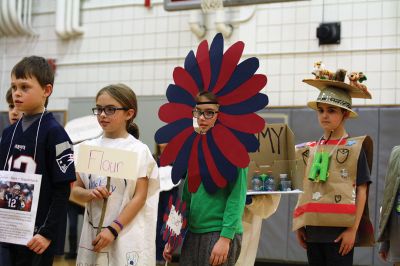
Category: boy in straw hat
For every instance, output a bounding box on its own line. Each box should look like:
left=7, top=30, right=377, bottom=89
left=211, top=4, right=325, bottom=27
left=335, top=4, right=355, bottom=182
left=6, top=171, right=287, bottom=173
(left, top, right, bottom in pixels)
left=293, top=65, right=374, bottom=266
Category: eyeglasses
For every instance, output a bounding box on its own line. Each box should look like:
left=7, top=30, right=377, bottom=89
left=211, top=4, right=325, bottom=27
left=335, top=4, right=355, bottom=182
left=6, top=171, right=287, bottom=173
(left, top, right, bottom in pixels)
left=192, top=109, right=219, bottom=119
left=92, top=106, right=128, bottom=116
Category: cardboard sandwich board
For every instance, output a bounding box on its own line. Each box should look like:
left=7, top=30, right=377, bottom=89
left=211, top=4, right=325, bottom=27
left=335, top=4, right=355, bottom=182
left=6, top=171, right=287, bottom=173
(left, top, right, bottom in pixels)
left=240, top=123, right=304, bottom=266
left=247, top=123, right=303, bottom=192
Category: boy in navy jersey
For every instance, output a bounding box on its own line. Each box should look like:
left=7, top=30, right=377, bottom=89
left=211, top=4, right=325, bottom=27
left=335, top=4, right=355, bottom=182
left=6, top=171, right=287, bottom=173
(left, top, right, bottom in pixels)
left=0, top=56, right=76, bottom=266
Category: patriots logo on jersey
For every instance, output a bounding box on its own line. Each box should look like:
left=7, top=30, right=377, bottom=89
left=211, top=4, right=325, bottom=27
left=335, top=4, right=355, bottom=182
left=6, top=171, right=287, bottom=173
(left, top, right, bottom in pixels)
left=56, top=153, right=74, bottom=173
left=14, top=144, right=26, bottom=151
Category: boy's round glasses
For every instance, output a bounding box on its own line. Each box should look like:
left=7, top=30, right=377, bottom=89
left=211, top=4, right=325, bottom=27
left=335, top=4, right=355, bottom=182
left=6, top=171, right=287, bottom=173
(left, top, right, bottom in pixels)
left=92, top=106, right=128, bottom=116
left=192, top=109, right=219, bottom=119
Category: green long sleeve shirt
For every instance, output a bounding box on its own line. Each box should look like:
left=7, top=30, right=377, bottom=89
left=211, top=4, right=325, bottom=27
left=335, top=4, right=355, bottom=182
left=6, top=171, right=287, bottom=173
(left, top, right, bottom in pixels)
left=182, top=168, right=248, bottom=239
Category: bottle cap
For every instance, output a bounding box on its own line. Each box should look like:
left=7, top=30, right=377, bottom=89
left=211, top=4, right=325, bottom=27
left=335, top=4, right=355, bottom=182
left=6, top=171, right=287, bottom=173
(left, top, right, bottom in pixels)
left=280, top=173, right=288, bottom=179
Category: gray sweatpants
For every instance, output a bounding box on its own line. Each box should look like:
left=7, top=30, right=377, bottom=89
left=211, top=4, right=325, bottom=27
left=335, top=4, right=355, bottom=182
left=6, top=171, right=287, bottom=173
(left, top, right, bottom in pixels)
left=180, top=231, right=242, bottom=266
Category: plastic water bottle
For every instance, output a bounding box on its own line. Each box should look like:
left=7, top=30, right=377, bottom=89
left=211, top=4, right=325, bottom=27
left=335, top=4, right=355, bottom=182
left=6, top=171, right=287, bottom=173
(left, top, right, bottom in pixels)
left=259, top=174, right=268, bottom=191
left=252, top=170, right=262, bottom=191
left=265, top=171, right=275, bottom=191
left=279, top=173, right=292, bottom=191
left=269, top=172, right=275, bottom=191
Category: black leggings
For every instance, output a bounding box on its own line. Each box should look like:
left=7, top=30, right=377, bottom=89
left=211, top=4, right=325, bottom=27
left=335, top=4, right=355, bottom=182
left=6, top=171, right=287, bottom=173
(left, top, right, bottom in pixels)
left=306, top=242, right=354, bottom=266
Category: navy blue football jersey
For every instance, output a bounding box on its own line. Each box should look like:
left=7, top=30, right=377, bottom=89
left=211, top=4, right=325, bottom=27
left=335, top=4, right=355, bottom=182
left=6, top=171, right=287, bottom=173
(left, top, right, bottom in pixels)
left=0, top=112, right=76, bottom=240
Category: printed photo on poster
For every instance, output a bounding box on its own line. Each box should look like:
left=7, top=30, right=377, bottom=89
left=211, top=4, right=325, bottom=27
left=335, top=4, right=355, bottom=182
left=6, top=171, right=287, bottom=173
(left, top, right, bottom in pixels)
left=0, top=182, right=34, bottom=212
left=0, top=171, right=41, bottom=246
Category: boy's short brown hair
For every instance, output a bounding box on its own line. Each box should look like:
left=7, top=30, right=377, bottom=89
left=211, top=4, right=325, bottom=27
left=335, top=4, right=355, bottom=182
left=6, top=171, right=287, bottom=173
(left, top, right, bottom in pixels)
left=6, top=87, right=13, bottom=104
left=195, top=91, right=219, bottom=104
left=11, top=56, right=54, bottom=107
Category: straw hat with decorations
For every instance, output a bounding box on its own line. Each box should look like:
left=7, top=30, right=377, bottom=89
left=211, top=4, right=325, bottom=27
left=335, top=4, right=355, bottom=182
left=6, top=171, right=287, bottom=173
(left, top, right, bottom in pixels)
left=305, top=62, right=371, bottom=118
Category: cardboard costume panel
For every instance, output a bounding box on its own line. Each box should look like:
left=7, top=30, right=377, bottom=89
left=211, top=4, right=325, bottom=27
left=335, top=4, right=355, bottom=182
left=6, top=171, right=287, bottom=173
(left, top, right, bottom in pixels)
left=237, top=123, right=299, bottom=266
left=293, top=136, right=374, bottom=246
left=247, top=123, right=302, bottom=191
left=244, top=123, right=302, bottom=217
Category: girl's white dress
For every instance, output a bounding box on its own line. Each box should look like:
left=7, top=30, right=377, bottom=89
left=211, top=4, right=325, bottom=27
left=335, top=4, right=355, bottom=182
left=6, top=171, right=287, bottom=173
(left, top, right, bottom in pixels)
left=76, top=135, right=159, bottom=266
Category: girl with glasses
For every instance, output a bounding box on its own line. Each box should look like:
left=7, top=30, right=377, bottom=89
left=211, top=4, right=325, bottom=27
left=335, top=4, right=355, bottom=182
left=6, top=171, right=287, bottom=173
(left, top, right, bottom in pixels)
left=192, top=91, right=220, bottom=134
left=71, top=84, right=158, bottom=265
left=163, top=91, right=247, bottom=266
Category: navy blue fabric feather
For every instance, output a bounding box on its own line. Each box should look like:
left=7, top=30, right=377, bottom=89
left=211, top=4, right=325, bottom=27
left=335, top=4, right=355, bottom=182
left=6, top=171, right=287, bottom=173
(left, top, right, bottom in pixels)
left=216, top=57, right=259, bottom=97
left=230, top=128, right=260, bottom=152
left=166, top=84, right=196, bottom=106
left=155, top=119, right=193, bottom=144
left=184, top=50, right=204, bottom=91
left=198, top=138, right=218, bottom=193
left=208, top=33, right=224, bottom=92
left=206, top=133, right=237, bottom=183
left=171, top=133, right=196, bottom=184
left=220, top=94, right=268, bottom=115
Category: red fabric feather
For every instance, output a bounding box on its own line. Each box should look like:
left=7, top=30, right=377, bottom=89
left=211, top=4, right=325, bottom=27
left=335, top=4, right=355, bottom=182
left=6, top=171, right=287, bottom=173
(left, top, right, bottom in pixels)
left=160, top=127, right=194, bottom=166
left=218, top=74, right=267, bottom=105
left=173, top=67, right=200, bottom=98
left=201, top=135, right=228, bottom=188
left=212, top=124, right=250, bottom=168
left=196, top=40, right=211, bottom=91
left=212, top=41, right=244, bottom=94
left=159, top=103, right=193, bottom=123
left=188, top=136, right=202, bottom=192
left=218, top=113, right=266, bottom=134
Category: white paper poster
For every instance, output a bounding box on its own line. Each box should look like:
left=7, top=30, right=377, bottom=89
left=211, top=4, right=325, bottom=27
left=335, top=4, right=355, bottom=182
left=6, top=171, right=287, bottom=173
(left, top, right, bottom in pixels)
left=76, top=144, right=138, bottom=179
left=0, top=170, right=42, bottom=245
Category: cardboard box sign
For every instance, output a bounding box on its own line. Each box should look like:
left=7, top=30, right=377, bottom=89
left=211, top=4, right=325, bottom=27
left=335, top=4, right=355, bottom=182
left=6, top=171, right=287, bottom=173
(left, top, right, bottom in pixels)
left=247, top=123, right=303, bottom=191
